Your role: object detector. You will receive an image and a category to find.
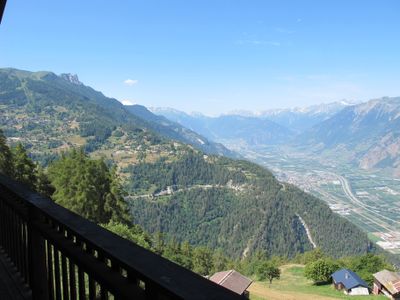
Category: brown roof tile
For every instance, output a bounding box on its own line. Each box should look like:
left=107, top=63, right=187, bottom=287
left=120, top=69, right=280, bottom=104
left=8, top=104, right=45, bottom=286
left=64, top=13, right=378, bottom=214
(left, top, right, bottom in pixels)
left=210, top=270, right=252, bottom=295
left=374, top=270, right=400, bottom=295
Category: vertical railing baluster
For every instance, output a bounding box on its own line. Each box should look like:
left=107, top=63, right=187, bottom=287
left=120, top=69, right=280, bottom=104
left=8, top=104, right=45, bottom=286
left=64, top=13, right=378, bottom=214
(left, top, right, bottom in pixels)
left=78, top=267, right=85, bottom=300
left=0, top=200, right=3, bottom=246
left=87, top=245, right=96, bottom=300
left=5, top=204, right=10, bottom=255
left=28, top=206, right=49, bottom=300
left=61, top=253, right=70, bottom=299
left=127, top=270, right=140, bottom=288
left=88, top=275, right=96, bottom=299
left=88, top=273, right=96, bottom=300
left=15, top=209, right=21, bottom=272
left=54, top=246, right=61, bottom=300
left=16, top=216, right=22, bottom=277
left=111, top=260, right=122, bottom=300
left=23, top=221, right=29, bottom=285
left=10, top=209, right=17, bottom=269
left=74, top=240, right=86, bottom=300
left=47, top=241, right=55, bottom=300
left=69, top=258, right=77, bottom=300
left=98, top=252, right=108, bottom=300
left=145, top=282, right=158, bottom=300
left=5, top=204, right=11, bottom=256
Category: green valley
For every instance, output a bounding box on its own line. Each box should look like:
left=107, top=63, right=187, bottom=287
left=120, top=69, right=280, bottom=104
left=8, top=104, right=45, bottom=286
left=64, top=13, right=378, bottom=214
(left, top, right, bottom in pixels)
left=226, top=143, right=400, bottom=255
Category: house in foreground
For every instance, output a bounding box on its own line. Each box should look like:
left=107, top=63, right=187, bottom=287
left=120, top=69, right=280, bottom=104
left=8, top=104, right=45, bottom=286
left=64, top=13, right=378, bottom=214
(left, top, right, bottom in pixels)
left=331, top=269, right=369, bottom=295
left=210, top=269, right=253, bottom=298
left=373, top=270, right=400, bottom=299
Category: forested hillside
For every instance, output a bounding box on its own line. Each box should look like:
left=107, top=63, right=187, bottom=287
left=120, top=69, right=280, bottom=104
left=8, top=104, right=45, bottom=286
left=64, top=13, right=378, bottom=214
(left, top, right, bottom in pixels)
left=125, top=152, right=372, bottom=258
left=0, top=68, right=374, bottom=260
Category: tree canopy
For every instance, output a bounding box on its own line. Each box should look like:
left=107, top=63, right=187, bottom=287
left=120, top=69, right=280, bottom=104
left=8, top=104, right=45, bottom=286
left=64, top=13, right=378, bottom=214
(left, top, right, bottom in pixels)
left=304, top=258, right=340, bottom=284
left=12, top=143, right=37, bottom=189
left=0, top=129, right=13, bottom=177
left=47, top=149, right=130, bottom=224
left=256, top=261, right=280, bottom=285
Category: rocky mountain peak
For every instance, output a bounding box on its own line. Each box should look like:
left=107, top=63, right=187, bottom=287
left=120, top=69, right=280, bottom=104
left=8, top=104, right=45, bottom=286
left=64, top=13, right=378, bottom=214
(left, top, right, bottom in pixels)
left=60, top=73, right=83, bottom=85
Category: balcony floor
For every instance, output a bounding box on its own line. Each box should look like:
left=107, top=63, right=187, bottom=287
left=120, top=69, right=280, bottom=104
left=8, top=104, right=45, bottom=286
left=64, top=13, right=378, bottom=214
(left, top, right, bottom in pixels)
left=0, top=249, right=31, bottom=300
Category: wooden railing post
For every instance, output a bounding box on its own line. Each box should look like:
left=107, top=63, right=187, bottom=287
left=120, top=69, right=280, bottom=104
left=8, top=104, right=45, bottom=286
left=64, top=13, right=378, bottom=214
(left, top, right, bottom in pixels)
left=28, top=206, right=49, bottom=300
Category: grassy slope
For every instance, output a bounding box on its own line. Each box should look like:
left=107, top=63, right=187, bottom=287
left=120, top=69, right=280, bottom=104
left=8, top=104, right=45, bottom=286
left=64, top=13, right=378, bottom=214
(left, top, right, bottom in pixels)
left=249, top=265, right=386, bottom=300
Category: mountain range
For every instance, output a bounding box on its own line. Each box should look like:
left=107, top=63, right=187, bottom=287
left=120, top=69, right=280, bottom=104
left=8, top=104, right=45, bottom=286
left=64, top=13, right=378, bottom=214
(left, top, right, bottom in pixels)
left=151, top=100, right=351, bottom=137
left=300, top=97, right=400, bottom=177
left=0, top=68, right=233, bottom=161
left=124, top=104, right=238, bottom=158
left=153, top=98, right=400, bottom=177
left=0, top=68, right=375, bottom=259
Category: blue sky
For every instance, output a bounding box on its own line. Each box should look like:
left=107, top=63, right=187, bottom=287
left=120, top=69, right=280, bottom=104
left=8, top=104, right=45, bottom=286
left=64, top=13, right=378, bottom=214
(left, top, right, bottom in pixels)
left=1, top=1, right=400, bottom=115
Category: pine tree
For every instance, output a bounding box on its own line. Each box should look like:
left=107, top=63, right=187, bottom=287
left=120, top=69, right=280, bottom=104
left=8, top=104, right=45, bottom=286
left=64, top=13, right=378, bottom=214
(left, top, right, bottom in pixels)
left=0, top=129, right=14, bottom=177
left=47, top=149, right=131, bottom=225
left=193, top=246, right=213, bottom=276
left=12, top=143, right=37, bottom=189
left=153, top=232, right=166, bottom=255
left=180, top=241, right=194, bottom=270
left=106, top=165, right=130, bottom=224
left=212, top=249, right=228, bottom=273
left=35, top=165, right=55, bottom=197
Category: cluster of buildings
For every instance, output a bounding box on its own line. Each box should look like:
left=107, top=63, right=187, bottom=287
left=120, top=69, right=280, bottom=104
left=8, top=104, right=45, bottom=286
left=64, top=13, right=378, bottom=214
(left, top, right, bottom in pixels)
left=332, top=268, right=400, bottom=299
left=209, top=269, right=400, bottom=300
left=206, top=267, right=400, bottom=299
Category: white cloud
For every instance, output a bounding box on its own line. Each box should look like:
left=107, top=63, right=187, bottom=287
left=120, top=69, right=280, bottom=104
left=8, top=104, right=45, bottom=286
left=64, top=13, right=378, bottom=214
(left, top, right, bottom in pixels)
left=121, top=99, right=136, bottom=105
left=123, top=79, right=138, bottom=86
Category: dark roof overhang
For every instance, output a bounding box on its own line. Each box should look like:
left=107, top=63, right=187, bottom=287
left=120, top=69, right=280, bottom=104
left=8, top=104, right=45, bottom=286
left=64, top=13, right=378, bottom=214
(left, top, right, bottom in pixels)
left=0, top=0, right=7, bottom=24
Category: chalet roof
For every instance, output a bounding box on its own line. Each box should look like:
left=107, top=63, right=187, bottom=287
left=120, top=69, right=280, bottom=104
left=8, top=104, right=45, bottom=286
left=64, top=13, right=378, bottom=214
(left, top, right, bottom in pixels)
left=331, top=269, right=368, bottom=290
left=374, top=270, right=400, bottom=295
left=210, top=270, right=253, bottom=295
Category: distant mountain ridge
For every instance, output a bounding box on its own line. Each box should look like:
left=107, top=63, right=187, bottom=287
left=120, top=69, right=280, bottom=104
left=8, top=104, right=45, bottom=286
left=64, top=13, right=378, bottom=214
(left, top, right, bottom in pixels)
left=124, top=104, right=238, bottom=158
left=0, top=67, right=373, bottom=259
left=300, top=97, right=400, bottom=177
left=0, top=68, right=235, bottom=159
left=153, top=98, right=400, bottom=176
left=151, top=108, right=295, bottom=145
left=258, top=101, right=356, bottom=133
left=152, top=100, right=352, bottom=135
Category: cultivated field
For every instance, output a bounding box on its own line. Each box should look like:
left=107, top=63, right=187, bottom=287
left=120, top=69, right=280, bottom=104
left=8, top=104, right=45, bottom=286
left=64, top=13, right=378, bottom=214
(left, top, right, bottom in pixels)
left=228, top=144, right=400, bottom=254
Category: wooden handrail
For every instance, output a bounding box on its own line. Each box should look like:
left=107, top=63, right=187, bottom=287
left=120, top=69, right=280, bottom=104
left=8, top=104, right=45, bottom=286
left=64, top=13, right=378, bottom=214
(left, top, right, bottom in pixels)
left=0, top=174, right=244, bottom=300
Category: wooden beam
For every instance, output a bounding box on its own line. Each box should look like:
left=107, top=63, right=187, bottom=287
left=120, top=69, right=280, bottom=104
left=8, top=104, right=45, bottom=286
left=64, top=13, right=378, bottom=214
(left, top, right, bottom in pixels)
left=0, top=0, right=7, bottom=24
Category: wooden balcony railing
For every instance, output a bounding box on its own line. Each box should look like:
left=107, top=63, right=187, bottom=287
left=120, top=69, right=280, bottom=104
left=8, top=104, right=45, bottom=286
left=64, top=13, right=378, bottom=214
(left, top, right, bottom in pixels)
left=0, top=174, right=245, bottom=300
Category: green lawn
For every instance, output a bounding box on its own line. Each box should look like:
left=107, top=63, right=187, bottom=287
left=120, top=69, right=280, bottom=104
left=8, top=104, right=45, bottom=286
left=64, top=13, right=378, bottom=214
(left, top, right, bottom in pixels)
left=250, top=265, right=387, bottom=300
